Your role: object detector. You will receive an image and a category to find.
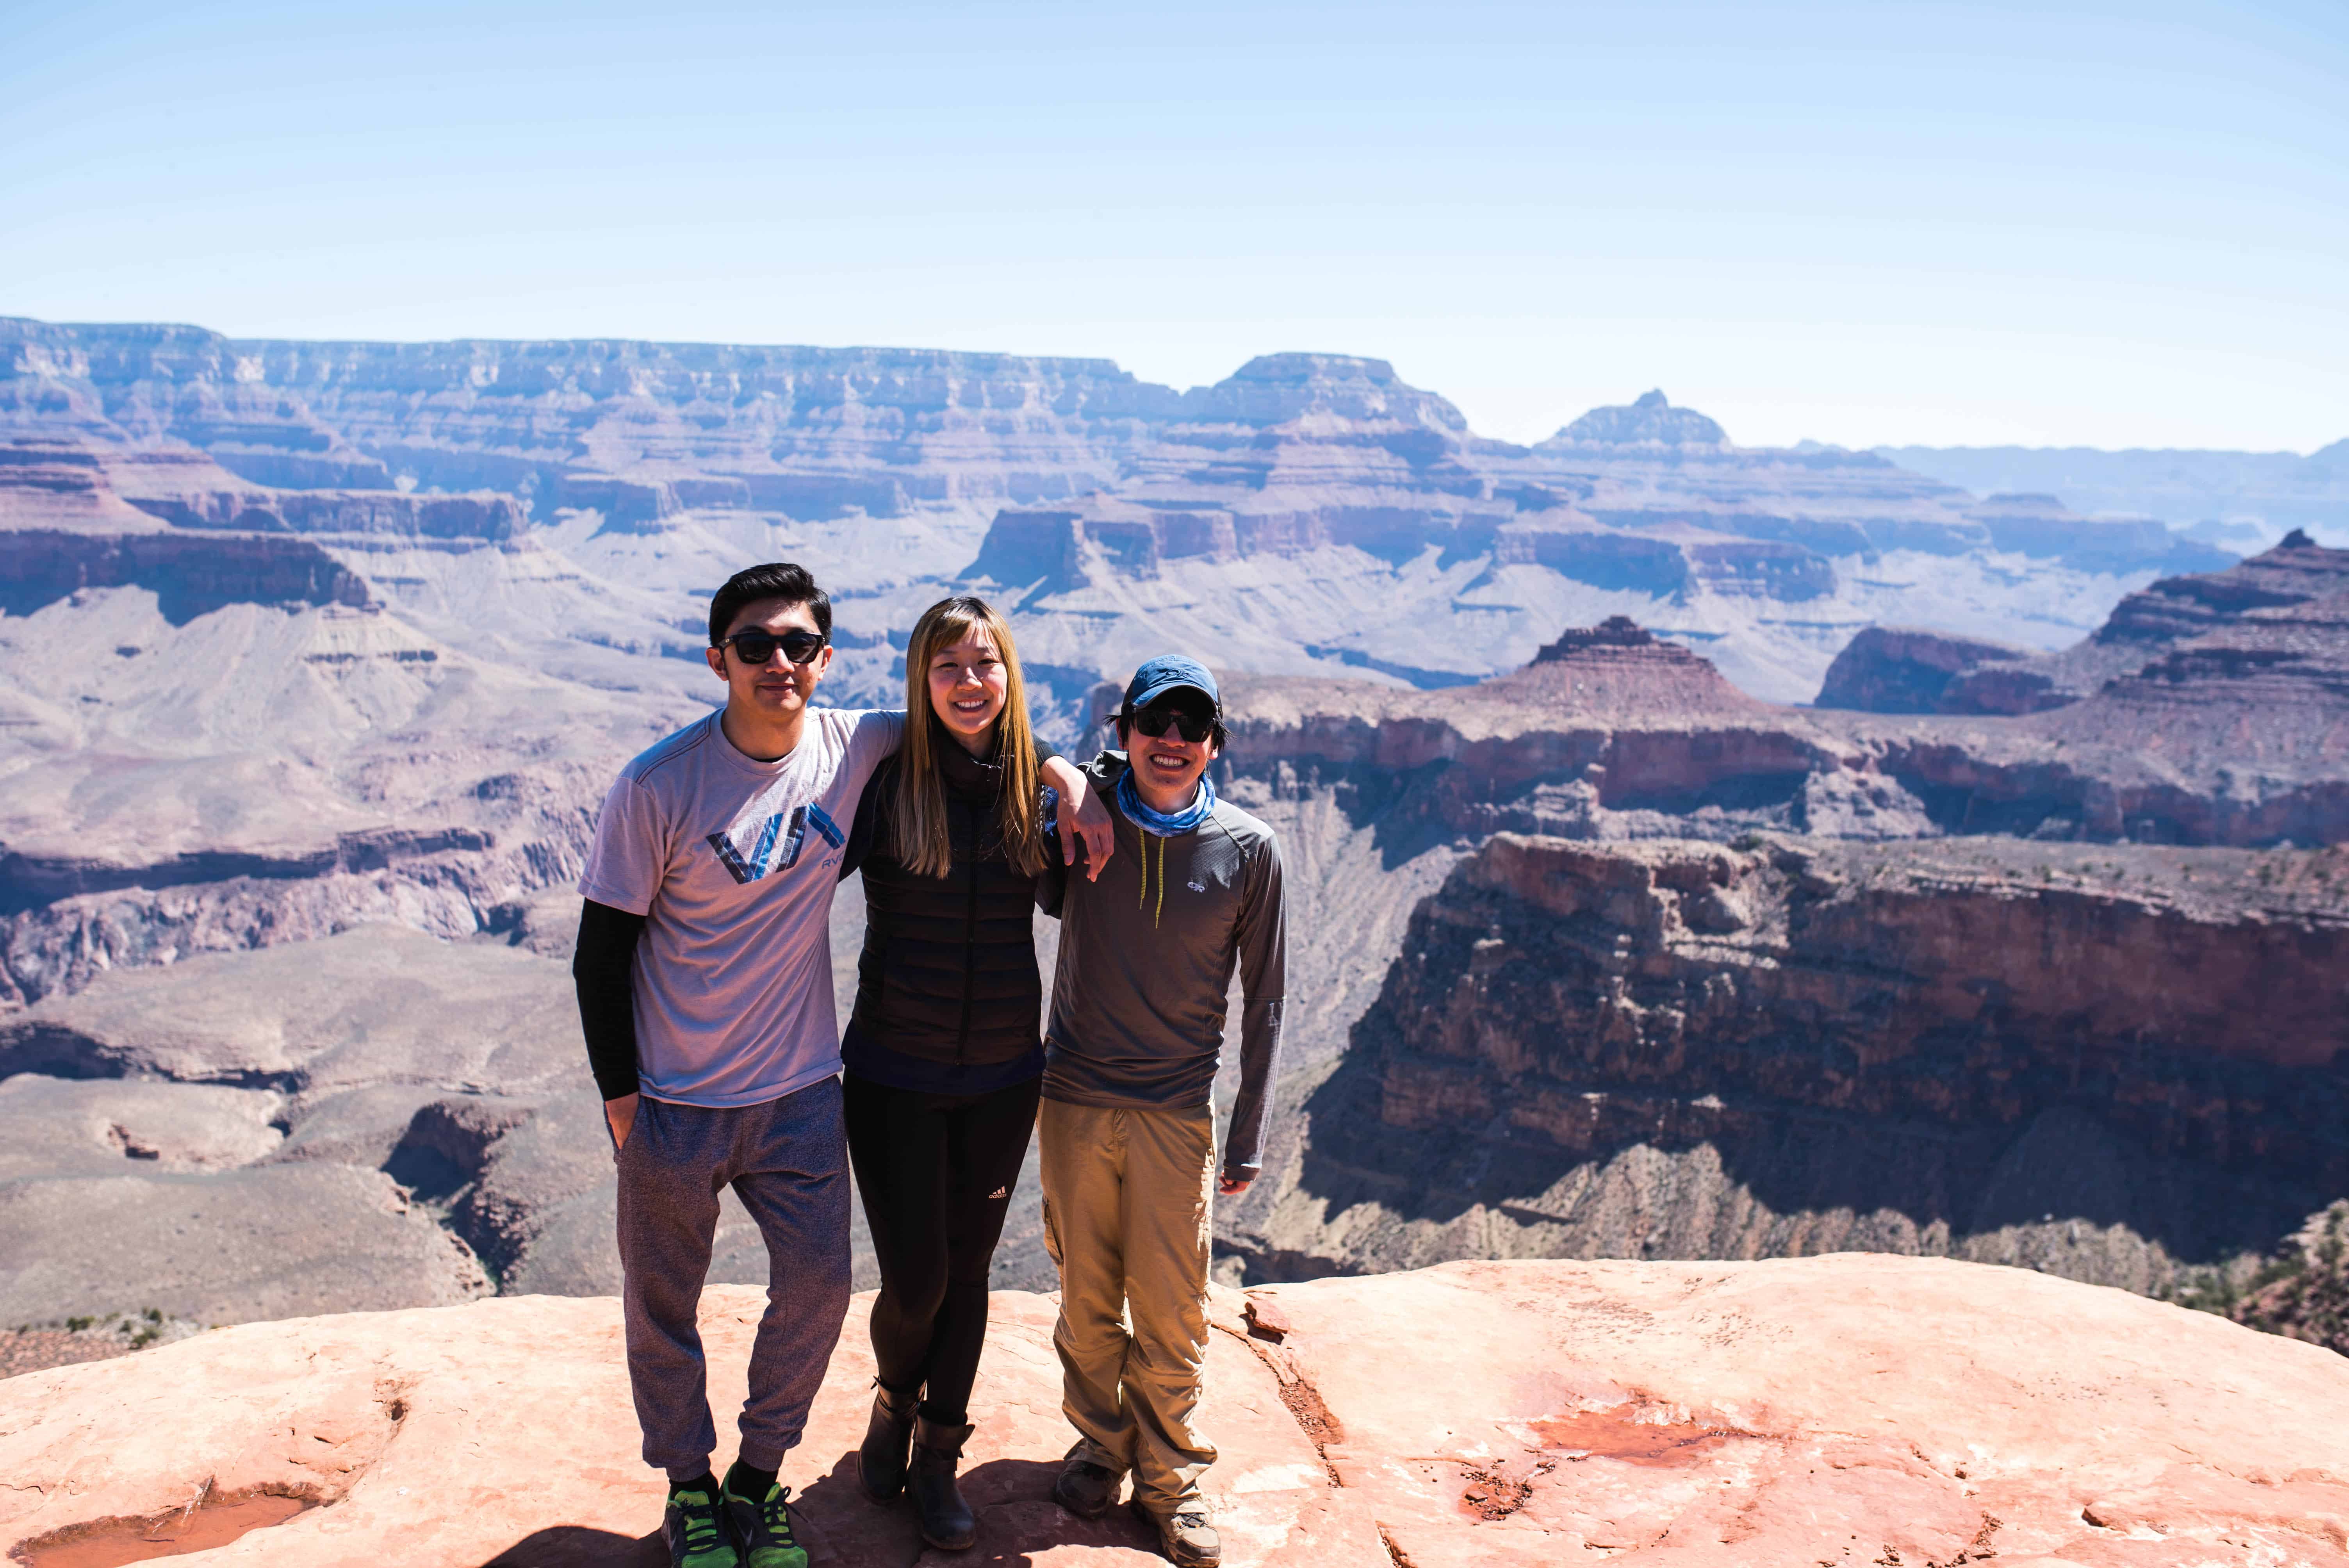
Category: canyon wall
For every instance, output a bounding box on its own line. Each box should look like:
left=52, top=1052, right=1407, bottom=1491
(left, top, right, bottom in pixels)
left=2, top=315, right=2339, bottom=1345
left=7, top=316, right=2233, bottom=707
left=1224, top=831, right=2349, bottom=1295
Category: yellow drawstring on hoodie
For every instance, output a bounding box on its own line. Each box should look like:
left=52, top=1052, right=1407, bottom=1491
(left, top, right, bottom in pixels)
left=1135, top=831, right=1166, bottom=927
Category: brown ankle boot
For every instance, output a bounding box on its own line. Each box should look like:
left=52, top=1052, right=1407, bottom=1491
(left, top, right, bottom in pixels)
left=857, top=1380, right=918, bottom=1502
left=909, top=1413, right=977, bottom=1551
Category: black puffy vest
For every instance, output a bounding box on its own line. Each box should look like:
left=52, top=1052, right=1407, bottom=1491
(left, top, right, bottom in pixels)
left=843, top=743, right=1059, bottom=1067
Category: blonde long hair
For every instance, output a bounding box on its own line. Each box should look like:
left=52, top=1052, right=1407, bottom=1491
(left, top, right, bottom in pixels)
left=893, top=596, right=1048, bottom=879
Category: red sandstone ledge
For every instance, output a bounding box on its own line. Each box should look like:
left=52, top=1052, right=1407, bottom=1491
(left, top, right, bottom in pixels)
left=4, top=1256, right=2346, bottom=1566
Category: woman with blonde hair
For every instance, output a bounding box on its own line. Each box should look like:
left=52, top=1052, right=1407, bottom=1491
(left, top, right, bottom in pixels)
left=836, top=594, right=1071, bottom=1551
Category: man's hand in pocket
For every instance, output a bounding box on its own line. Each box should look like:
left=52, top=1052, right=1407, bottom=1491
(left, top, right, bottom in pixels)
left=606, top=1092, right=640, bottom=1151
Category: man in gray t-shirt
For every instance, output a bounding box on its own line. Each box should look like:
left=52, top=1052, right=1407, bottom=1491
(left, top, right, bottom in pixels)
left=572, top=563, right=890, bottom=1568
left=573, top=563, right=1105, bottom=1568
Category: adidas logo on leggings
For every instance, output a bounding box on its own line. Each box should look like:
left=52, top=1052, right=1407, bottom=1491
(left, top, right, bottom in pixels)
left=987, top=1187, right=1009, bottom=1200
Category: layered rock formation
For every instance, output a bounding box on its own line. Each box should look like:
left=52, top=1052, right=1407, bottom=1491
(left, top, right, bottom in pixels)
left=1, top=317, right=1184, bottom=520
left=6, top=317, right=2229, bottom=707
left=1814, top=625, right=2042, bottom=713
left=7, top=1257, right=2348, bottom=1567
left=1203, top=564, right=2349, bottom=1295
left=1223, top=832, right=2347, bottom=1292
left=0, top=440, right=374, bottom=623
left=2, top=315, right=2337, bottom=1367
left=1540, top=387, right=1729, bottom=450
left=1825, top=528, right=2349, bottom=720
left=0, top=570, right=682, bottom=1007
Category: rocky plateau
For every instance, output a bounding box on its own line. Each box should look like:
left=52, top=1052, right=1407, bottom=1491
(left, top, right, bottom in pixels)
left=9, top=1256, right=2349, bottom=1566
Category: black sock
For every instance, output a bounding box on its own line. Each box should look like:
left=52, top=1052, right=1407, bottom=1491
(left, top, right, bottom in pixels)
left=668, top=1469, right=719, bottom=1499
left=724, top=1458, right=778, bottom=1497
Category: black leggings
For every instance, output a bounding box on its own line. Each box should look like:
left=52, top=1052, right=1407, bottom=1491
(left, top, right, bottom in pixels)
left=843, top=1071, right=1042, bottom=1426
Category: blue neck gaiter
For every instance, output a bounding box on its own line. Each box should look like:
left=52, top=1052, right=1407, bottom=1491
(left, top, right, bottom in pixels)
left=1116, top=765, right=1216, bottom=837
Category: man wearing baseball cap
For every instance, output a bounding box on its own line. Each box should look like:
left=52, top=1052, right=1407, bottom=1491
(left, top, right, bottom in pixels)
left=1036, top=655, right=1288, bottom=1567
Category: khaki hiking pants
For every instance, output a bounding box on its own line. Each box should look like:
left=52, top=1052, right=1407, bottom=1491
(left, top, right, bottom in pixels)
left=1038, top=1098, right=1218, bottom=1515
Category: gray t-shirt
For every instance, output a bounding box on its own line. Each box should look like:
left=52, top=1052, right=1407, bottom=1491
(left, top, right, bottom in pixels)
left=579, top=707, right=903, bottom=1108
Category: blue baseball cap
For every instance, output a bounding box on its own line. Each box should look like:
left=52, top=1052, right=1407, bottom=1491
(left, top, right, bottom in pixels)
left=1123, top=654, right=1219, bottom=714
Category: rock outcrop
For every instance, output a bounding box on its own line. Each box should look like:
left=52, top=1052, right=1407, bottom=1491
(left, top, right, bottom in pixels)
left=1814, top=625, right=2041, bottom=713
left=1223, top=577, right=2349, bottom=852
left=0, top=440, right=374, bottom=622
left=1822, top=535, right=2349, bottom=719
left=1225, top=831, right=2349, bottom=1291
left=7, top=1257, right=2349, bottom=1567
left=1540, top=387, right=1729, bottom=450
left=2232, top=1200, right=2349, bottom=1355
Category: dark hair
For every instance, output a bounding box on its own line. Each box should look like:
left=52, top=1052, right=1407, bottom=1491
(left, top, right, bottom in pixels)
left=708, top=562, right=831, bottom=646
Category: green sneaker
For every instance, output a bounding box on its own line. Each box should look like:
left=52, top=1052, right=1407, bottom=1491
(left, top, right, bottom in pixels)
left=722, top=1473, right=809, bottom=1568
left=662, top=1482, right=740, bottom=1568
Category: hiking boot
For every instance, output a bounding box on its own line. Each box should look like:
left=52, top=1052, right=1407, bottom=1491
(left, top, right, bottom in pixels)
left=909, top=1414, right=978, bottom=1551
left=1131, top=1498, right=1221, bottom=1567
left=662, top=1479, right=740, bottom=1568
left=718, top=1467, right=807, bottom=1568
left=858, top=1379, right=920, bottom=1502
left=1050, top=1445, right=1122, bottom=1518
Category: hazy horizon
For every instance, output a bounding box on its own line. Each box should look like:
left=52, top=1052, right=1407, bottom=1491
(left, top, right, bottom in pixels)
left=5, top=0, right=2343, bottom=453
left=10, top=310, right=2344, bottom=461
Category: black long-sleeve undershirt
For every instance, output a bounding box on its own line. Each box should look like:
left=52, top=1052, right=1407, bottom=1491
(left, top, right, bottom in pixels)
left=573, top=898, right=647, bottom=1101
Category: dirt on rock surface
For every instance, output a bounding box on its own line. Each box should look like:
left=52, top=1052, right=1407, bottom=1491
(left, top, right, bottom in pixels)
left=4, top=1256, right=2345, bottom=1567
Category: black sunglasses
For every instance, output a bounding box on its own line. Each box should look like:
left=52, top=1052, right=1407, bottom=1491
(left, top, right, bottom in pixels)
left=1125, top=706, right=1218, bottom=744
left=718, top=628, right=827, bottom=666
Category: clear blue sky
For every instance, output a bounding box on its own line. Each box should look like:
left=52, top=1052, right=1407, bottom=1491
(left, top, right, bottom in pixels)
left=3, top=1, right=2343, bottom=451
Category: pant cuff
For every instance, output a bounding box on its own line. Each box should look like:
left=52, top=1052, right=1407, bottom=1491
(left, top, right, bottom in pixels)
left=1070, top=1434, right=1132, bottom=1475
left=665, top=1461, right=714, bottom=1484
left=735, top=1439, right=791, bottom=1473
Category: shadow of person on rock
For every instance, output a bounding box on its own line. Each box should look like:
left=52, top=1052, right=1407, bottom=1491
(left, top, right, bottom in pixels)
left=789, top=1447, right=925, bottom=1561
left=471, top=1454, right=1161, bottom=1566
left=478, top=1523, right=665, bottom=1565
left=945, top=1458, right=1161, bottom=1563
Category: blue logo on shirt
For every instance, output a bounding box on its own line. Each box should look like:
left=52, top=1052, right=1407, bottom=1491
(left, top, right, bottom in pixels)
left=708, top=802, right=843, bottom=884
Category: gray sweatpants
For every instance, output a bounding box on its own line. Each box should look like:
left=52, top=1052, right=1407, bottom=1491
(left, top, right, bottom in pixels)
left=615, top=1077, right=852, bottom=1478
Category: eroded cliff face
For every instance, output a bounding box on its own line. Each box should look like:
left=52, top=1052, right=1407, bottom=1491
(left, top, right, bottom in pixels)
left=1825, top=529, right=2349, bottom=722
left=8, top=318, right=2221, bottom=707
left=0, top=583, right=683, bottom=1010
left=0, top=529, right=370, bottom=625
left=1226, top=831, right=2349, bottom=1295
left=1214, top=543, right=2349, bottom=851
left=2, top=317, right=1187, bottom=519
left=1814, top=625, right=2041, bottom=713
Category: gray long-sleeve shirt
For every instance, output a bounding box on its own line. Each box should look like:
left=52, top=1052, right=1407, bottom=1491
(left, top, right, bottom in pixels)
left=1041, top=754, right=1287, bottom=1178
